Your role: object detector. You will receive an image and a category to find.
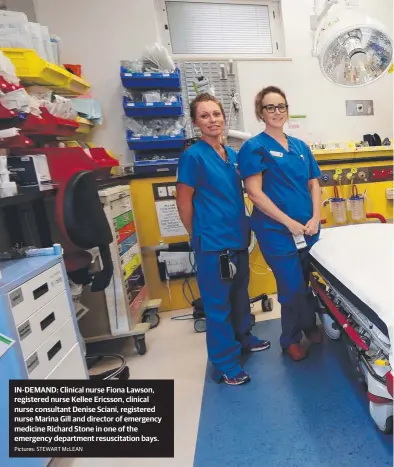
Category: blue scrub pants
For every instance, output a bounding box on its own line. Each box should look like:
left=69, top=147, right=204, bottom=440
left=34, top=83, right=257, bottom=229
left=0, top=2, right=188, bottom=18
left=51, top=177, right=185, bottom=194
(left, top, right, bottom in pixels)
left=256, top=232, right=319, bottom=348
left=194, top=248, right=256, bottom=378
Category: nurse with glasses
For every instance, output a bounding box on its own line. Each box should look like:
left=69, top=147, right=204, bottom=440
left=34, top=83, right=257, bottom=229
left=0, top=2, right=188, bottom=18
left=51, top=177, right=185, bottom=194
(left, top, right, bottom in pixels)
left=238, top=86, right=323, bottom=362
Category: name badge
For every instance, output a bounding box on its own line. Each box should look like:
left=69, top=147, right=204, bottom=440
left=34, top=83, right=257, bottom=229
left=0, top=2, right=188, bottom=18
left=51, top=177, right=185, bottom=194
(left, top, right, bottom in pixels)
left=270, top=151, right=283, bottom=158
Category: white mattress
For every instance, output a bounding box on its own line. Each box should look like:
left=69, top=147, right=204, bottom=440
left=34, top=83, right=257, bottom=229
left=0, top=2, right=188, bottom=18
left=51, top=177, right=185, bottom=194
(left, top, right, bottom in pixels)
left=310, top=224, right=394, bottom=365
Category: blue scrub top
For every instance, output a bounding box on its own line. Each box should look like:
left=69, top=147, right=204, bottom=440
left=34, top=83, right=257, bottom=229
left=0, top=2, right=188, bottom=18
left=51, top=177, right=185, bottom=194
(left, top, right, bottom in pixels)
left=238, top=132, right=321, bottom=239
left=177, top=139, right=249, bottom=252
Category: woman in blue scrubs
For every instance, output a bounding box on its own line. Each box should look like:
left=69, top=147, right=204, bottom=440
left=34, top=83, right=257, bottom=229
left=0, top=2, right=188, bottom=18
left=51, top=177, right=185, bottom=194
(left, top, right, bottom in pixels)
left=238, top=86, right=322, bottom=362
left=176, top=93, right=270, bottom=385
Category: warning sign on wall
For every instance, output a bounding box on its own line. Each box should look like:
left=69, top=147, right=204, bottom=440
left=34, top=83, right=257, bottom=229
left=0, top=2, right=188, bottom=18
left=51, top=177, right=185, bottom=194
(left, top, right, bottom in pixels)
left=153, top=183, right=188, bottom=238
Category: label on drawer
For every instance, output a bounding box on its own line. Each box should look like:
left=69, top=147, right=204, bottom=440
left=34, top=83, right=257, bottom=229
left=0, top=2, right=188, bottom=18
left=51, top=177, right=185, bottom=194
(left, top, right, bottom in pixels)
left=9, top=288, right=24, bottom=308
left=17, top=321, right=32, bottom=341
left=26, top=352, right=39, bottom=374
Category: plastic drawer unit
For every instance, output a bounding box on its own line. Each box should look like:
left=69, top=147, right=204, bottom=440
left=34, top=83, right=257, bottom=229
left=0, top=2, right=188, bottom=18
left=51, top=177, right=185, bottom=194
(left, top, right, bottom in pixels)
left=98, top=185, right=148, bottom=338
left=0, top=254, right=88, bottom=467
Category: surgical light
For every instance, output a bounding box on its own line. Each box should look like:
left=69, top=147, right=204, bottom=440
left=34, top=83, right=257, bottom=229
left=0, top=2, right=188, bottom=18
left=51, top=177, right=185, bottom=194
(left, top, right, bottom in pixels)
left=311, top=0, right=393, bottom=87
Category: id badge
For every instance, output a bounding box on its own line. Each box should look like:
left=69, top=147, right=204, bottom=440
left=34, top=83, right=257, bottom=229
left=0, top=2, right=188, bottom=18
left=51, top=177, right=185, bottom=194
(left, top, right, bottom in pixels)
left=293, top=234, right=307, bottom=250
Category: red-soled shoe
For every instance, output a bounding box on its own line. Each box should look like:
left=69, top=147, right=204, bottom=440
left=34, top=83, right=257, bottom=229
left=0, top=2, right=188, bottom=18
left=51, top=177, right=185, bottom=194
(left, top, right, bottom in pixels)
left=284, top=343, right=308, bottom=361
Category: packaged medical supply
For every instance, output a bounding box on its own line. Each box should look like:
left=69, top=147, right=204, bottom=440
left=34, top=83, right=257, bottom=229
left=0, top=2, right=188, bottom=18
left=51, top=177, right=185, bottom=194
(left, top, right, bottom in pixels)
left=143, top=42, right=176, bottom=73
left=0, top=50, right=20, bottom=86
left=125, top=117, right=186, bottom=137
left=41, top=25, right=55, bottom=63
left=0, top=11, right=33, bottom=50
left=143, top=91, right=161, bottom=103
left=0, top=88, right=31, bottom=113
left=121, top=60, right=143, bottom=73
left=50, top=35, right=61, bottom=65
left=28, top=22, right=48, bottom=61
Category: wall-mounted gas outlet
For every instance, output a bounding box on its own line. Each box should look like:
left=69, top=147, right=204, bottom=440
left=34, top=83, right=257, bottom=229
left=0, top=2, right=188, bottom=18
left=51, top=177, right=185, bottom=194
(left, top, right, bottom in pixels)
left=346, top=100, right=374, bottom=116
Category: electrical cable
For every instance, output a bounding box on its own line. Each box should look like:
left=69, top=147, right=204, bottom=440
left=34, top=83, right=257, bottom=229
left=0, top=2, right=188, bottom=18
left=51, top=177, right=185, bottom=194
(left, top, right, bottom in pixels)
left=86, top=353, right=127, bottom=380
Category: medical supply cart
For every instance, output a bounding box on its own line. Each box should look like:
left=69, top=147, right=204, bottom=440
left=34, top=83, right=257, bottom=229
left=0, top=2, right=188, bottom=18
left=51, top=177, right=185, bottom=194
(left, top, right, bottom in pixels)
left=77, top=185, right=160, bottom=355
left=120, top=66, right=185, bottom=174
left=0, top=254, right=88, bottom=466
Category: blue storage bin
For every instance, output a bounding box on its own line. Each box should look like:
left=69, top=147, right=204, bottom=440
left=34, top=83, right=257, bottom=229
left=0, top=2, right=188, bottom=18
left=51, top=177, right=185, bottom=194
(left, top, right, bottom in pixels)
left=133, top=159, right=179, bottom=175
left=134, top=149, right=182, bottom=163
left=126, top=130, right=185, bottom=151
left=123, top=96, right=183, bottom=118
left=120, top=67, right=182, bottom=89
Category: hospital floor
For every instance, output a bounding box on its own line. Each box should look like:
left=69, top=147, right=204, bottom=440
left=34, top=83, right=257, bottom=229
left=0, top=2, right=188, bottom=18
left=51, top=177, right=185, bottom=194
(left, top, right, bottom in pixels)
left=51, top=297, right=393, bottom=467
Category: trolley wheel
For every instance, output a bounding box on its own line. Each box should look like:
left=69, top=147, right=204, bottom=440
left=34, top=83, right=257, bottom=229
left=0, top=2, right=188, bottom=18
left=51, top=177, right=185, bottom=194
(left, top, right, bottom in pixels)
left=142, top=309, right=160, bottom=329
left=194, top=318, right=206, bottom=333
left=262, top=297, right=274, bottom=312
left=382, top=416, right=393, bottom=435
left=119, top=366, right=130, bottom=380
left=134, top=335, right=147, bottom=355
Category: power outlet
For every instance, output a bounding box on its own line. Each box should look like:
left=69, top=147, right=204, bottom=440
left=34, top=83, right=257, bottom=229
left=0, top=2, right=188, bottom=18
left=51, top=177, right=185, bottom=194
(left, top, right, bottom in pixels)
left=346, top=100, right=374, bottom=116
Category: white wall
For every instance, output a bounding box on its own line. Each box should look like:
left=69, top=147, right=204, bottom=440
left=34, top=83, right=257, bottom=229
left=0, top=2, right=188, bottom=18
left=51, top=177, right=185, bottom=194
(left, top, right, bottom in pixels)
left=5, top=0, right=36, bottom=21
left=33, top=0, right=161, bottom=164
left=238, top=0, right=394, bottom=142
left=33, top=0, right=393, bottom=156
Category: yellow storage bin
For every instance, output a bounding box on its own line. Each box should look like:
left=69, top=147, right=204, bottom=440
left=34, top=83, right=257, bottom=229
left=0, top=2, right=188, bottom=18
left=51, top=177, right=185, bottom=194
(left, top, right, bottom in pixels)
left=1, top=48, right=90, bottom=96
left=76, top=116, right=94, bottom=134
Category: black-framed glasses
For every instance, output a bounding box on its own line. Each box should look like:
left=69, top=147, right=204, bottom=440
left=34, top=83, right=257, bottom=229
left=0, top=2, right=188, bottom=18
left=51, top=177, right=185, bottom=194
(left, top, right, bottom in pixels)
left=263, top=104, right=288, bottom=113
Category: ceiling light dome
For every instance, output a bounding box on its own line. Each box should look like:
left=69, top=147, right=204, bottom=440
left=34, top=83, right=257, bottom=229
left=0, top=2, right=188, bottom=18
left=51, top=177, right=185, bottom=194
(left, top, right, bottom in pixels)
left=312, top=1, right=393, bottom=87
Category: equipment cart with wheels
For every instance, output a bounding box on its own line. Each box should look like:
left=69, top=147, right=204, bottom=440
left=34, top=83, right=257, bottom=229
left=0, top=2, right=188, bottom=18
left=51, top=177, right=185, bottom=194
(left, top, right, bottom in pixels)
left=77, top=185, right=162, bottom=355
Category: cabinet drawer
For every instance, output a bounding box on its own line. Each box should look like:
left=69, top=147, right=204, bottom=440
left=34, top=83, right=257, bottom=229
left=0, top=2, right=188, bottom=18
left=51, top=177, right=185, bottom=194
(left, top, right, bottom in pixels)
left=116, top=223, right=136, bottom=244
left=110, top=196, right=132, bottom=219
left=130, top=285, right=148, bottom=319
left=46, top=344, right=87, bottom=380
left=118, top=233, right=138, bottom=257
left=113, top=211, right=133, bottom=231
left=25, top=317, right=78, bottom=380
left=126, top=265, right=145, bottom=293
left=9, top=263, right=66, bottom=326
left=123, top=254, right=141, bottom=281
left=121, top=243, right=139, bottom=266
left=16, top=291, right=72, bottom=360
